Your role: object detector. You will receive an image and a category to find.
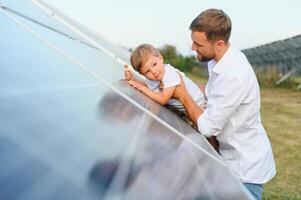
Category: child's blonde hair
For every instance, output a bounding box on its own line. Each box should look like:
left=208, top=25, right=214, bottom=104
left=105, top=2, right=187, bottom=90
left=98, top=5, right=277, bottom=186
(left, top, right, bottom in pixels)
left=130, top=44, right=161, bottom=72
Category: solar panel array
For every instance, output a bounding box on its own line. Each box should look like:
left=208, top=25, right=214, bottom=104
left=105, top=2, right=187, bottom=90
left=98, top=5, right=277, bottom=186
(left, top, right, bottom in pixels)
left=243, top=34, right=301, bottom=85
left=0, top=0, right=252, bottom=199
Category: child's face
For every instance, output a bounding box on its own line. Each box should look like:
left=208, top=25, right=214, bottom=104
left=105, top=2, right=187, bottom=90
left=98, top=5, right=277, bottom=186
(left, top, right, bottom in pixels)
left=140, top=54, right=165, bottom=81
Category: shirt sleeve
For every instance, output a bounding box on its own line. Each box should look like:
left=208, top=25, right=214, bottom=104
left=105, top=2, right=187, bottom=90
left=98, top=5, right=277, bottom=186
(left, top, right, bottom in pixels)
left=162, top=65, right=180, bottom=88
left=145, top=79, right=160, bottom=90
left=197, top=74, right=245, bottom=137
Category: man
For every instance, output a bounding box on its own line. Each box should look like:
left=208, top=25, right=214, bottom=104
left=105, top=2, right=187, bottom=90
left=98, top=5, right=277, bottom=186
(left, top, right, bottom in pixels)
left=173, top=9, right=276, bottom=200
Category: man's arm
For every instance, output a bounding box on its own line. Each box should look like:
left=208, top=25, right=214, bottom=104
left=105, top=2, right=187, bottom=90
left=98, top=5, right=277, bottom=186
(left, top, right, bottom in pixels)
left=128, top=80, right=175, bottom=105
left=173, top=74, right=204, bottom=125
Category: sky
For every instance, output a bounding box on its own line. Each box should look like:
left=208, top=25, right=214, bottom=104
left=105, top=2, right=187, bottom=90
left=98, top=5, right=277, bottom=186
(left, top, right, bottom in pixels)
left=48, top=0, right=301, bottom=55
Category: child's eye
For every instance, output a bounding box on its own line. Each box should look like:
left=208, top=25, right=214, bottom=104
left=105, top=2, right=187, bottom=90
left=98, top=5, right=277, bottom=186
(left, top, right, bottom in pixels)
left=153, top=62, right=157, bottom=66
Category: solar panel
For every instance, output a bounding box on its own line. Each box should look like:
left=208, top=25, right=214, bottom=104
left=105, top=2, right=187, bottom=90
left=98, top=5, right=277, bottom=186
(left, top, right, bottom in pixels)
left=0, top=1, right=252, bottom=199
left=243, top=34, right=301, bottom=83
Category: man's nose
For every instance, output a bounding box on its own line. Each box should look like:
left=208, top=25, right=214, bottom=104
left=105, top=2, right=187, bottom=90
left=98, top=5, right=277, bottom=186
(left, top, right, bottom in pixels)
left=191, top=43, right=198, bottom=51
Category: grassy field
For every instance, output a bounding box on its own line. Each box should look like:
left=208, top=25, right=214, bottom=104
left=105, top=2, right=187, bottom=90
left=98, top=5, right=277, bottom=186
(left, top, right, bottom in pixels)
left=293, top=76, right=301, bottom=84
left=261, top=88, right=301, bottom=199
left=187, top=74, right=301, bottom=199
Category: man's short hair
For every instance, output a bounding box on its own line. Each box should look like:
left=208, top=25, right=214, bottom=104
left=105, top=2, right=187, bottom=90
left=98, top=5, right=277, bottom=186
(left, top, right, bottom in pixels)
left=130, top=44, right=160, bottom=72
left=190, top=9, right=232, bottom=43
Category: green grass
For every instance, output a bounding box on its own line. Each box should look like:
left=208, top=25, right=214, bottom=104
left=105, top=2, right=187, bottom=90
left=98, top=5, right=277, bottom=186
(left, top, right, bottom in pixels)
left=292, top=76, right=301, bottom=84
left=261, top=88, right=301, bottom=199
left=187, top=74, right=301, bottom=199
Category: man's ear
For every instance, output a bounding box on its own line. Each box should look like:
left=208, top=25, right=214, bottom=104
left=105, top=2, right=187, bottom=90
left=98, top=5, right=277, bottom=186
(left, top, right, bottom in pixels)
left=215, top=40, right=225, bottom=52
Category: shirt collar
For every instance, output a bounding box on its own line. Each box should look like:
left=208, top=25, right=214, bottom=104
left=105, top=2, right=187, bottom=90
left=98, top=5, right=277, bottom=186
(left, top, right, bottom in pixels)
left=207, top=46, right=233, bottom=74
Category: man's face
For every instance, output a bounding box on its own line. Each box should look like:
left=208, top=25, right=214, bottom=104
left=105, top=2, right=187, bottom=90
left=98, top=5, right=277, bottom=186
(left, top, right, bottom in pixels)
left=191, top=31, right=216, bottom=62
left=140, top=54, right=165, bottom=81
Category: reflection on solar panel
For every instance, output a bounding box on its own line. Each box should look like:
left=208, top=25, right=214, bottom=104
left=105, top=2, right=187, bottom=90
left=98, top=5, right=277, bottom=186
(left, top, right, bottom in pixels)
left=0, top=0, right=252, bottom=199
left=243, top=35, right=301, bottom=86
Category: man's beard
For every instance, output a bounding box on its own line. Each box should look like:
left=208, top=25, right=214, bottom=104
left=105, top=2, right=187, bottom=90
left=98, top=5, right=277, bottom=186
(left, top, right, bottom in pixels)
left=197, top=52, right=214, bottom=62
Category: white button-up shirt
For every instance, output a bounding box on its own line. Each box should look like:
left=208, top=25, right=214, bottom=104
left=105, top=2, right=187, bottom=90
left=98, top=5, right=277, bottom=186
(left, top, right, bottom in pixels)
left=197, top=47, right=276, bottom=184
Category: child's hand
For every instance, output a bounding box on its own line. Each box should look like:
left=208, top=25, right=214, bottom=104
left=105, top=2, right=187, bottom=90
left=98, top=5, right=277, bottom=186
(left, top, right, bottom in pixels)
left=128, top=80, right=145, bottom=93
left=124, top=64, right=133, bottom=81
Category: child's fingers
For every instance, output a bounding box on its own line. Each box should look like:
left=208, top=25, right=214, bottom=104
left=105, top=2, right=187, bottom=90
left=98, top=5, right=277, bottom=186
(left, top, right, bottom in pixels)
left=125, top=71, right=132, bottom=80
left=124, top=65, right=131, bottom=73
left=128, top=80, right=135, bottom=85
left=128, top=80, right=137, bottom=87
left=124, top=64, right=133, bottom=80
left=124, top=64, right=129, bottom=69
left=124, top=64, right=130, bottom=73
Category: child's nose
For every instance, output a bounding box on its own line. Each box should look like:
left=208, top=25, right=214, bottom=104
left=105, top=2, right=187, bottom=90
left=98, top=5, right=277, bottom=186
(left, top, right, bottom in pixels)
left=150, top=68, right=157, bottom=74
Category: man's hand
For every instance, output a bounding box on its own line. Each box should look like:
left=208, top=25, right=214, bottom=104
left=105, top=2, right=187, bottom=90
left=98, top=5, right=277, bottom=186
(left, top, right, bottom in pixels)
left=124, top=64, right=134, bottom=81
left=128, top=80, right=146, bottom=93
left=173, top=72, right=189, bottom=102
left=199, top=83, right=206, bottom=93
left=173, top=72, right=204, bottom=125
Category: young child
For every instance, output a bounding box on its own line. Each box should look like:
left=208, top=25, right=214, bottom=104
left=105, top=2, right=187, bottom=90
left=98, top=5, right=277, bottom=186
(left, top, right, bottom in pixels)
left=124, top=44, right=206, bottom=117
left=124, top=44, right=219, bottom=151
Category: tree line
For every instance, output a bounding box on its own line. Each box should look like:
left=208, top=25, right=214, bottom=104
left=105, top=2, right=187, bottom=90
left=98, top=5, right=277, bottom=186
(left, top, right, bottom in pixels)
left=158, top=44, right=204, bottom=73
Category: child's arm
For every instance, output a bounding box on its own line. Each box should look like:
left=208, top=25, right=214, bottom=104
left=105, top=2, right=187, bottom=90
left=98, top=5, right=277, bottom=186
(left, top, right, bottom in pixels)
left=128, top=80, right=175, bottom=105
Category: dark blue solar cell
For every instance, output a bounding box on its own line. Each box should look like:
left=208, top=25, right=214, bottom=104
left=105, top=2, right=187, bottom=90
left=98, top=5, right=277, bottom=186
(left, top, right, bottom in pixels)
left=0, top=140, right=48, bottom=199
